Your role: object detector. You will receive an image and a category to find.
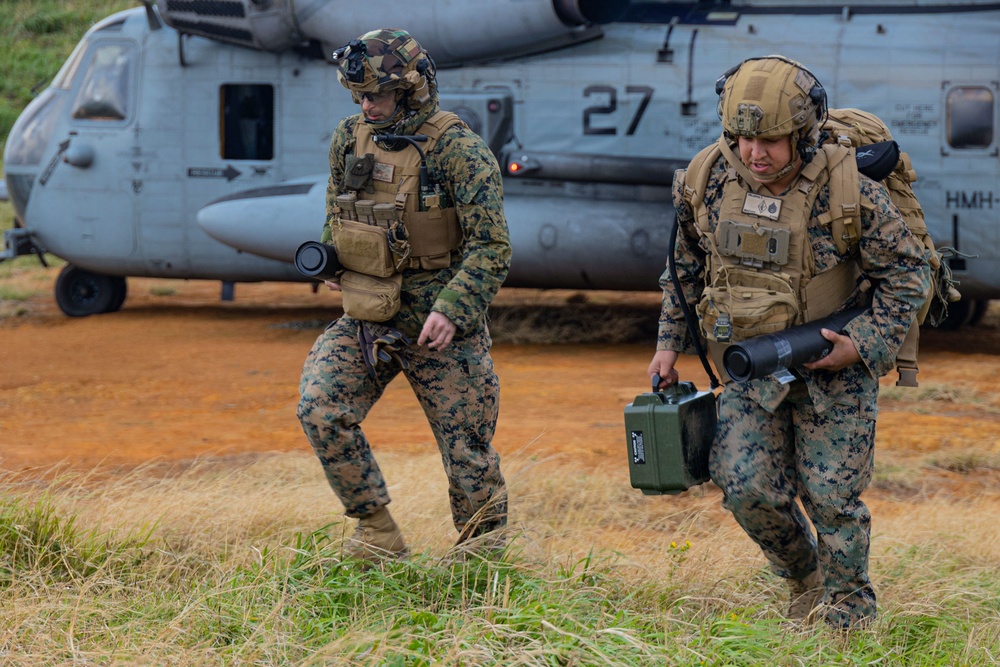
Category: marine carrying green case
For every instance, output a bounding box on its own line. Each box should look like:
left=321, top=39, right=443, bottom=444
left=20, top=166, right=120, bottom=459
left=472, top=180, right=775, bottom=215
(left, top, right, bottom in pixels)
left=623, top=380, right=717, bottom=495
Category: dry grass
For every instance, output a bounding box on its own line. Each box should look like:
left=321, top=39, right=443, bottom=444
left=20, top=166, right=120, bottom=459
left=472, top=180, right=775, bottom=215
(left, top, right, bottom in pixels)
left=0, top=452, right=1000, bottom=667
left=4, top=450, right=998, bottom=657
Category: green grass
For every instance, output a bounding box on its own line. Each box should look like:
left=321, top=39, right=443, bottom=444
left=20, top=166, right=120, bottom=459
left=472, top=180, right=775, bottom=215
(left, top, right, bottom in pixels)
left=149, top=285, right=178, bottom=297
left=0, top=1, right=135, bottom=148
left=0, top=284, right=36, bottom=301
left=1, top=453, right=998, bottom=666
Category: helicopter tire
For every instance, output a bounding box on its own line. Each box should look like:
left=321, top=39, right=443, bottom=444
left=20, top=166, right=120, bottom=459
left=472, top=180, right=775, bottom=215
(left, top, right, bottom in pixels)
left=968, top=299, right=990, bottom=327
left=934, top=297, right=980, bottom=331
left=106, top=275, right=128, bottom=313
left=55, top=265, right=116, bottom=317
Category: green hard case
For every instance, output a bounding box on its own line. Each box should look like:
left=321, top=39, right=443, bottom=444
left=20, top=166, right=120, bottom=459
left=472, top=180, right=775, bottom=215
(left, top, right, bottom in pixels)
left=623, top=381, right=716, bottom=495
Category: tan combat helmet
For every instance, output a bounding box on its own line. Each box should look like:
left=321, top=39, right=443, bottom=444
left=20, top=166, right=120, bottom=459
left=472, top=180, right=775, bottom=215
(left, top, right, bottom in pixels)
left=332, top=28, right=436, bottom=117
left=716, top=55, right=827, bottom=169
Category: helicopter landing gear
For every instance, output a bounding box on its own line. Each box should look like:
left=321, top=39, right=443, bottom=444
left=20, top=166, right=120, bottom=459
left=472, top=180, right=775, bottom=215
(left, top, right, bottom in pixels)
left=55, top=265, right=127, bottom=317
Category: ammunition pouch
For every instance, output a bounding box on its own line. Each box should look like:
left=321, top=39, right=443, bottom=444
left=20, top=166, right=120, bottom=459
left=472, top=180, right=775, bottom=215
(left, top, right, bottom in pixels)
left=330, top=218, right=395, bottom=278
left=698, top=267, right=799, bottom=342
left=340, top=271, right=402, bottom=322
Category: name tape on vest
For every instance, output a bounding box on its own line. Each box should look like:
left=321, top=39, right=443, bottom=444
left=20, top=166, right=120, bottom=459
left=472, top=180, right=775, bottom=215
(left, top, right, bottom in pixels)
left=743, top=192, right=782, bottom=221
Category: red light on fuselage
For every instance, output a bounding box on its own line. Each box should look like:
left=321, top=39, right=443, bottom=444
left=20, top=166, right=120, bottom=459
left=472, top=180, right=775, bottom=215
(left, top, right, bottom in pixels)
left=506, top=154, right=539, bottom=176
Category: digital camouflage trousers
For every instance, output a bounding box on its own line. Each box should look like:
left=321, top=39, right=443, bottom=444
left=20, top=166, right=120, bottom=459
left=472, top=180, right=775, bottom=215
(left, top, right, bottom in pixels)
left=710, top=381, right=878, bottom=627
left=297, top=316, right=507, bottom=540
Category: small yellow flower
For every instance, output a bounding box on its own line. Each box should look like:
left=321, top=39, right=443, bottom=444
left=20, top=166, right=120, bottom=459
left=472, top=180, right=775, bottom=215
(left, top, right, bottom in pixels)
left=670, top=541, right=677, bottom=549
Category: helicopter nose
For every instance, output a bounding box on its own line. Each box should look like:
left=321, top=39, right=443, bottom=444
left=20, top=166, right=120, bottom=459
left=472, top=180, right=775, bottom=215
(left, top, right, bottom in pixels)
left=3, top=172, right=35, bottom=225
left=4, top=88, right=63, bottom=224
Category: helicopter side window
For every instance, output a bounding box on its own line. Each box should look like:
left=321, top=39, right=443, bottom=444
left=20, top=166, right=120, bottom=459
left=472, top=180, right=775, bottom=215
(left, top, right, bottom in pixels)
left=70, top=42, right=135, bottom=121
left=221, top=84, right=274, bottom=160
left=946, top=86, right=994, bottom=149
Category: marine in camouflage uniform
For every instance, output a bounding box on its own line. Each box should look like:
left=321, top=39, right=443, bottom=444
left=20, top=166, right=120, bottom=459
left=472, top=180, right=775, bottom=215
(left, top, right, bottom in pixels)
left=648, top=56, right=932, bottom=628
left=297, top=29, right=510, bottom=561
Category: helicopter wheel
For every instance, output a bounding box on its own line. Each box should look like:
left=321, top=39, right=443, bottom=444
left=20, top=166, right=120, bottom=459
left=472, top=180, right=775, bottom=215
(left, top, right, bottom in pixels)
left=935, top=297, right=984, bottom=331
left=106, top=275, right=128, bottom=313
left=55, top=265, right=119, bottom=317
left=968, top=299, right=990, bottom=327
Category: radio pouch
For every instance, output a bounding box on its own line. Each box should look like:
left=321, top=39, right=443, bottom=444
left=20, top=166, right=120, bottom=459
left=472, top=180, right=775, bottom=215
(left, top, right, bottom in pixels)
left=344, top=153, right=375, bottom=193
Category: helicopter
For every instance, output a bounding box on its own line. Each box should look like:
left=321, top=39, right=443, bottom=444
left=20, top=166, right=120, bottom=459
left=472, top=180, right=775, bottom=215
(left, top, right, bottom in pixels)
left=2, top=0, right=997, bottom=327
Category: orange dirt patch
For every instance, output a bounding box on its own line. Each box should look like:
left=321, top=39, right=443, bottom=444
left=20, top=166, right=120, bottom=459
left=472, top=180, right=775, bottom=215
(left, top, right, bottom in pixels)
left=1, top=270, right=999, bottom=501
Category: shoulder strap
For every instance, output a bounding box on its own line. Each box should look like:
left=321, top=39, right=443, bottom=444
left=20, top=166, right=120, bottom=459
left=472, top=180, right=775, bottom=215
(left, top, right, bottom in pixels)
left=717, top=138, right=768, bottom=195
left=682, top=140, right=723, bottom=209
left=419, top=110, right=465, bottom=141
left=814, top=143, right=862, bottom=255
left=353, top=110, right=465, bottom=147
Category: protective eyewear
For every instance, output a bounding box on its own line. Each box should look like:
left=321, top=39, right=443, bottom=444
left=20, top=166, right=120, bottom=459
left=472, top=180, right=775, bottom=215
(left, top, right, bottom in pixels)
left=360, top=90, right=396, bottom=104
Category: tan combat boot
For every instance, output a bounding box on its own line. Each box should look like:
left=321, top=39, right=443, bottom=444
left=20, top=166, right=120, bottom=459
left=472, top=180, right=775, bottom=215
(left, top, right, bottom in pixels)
left=344, top=507, right=409, bottom=564
left=787, top=568, right=824, bottom=622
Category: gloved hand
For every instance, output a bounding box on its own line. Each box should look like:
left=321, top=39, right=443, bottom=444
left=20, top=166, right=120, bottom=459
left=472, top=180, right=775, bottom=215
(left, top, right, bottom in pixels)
left=358, top=322, right=411, bottom=378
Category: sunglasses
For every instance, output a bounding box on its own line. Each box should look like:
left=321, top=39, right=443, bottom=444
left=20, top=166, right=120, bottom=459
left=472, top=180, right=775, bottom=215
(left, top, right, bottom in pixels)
left=361, top=90, right=396, bottom=104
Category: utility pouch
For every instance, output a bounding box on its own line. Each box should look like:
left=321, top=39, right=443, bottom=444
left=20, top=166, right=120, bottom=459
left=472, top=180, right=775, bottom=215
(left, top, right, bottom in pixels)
left=330, top=219, right=395, bottom=278
left=404, top=207, right=463, bottom=270
left=698, top=267, right=799, bottom=342
left=340, top=271, right=402, bottom=322
left=344, top=153, right=375, bottom=193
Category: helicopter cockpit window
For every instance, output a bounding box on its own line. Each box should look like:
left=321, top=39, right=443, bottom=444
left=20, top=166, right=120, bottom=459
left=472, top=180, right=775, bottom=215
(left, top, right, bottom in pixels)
left=946, top=86, right=994, bottom=149
left=221, top=84, right=274, bottom=160
left=53, top=40, right=89, bottom=91
left=70, top=42, right=135, bottom=121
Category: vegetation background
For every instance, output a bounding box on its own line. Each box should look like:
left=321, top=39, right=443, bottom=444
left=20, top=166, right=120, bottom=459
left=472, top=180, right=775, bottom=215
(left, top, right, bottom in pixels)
left=1, top=2, right=999, bottom=665
left=1, top=1, right=135, bottom=150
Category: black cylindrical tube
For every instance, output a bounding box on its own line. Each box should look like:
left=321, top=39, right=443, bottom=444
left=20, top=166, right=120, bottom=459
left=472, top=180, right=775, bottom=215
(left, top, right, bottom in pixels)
left=723, top=308, right=866, bottom=383
left=294, top=241, right=343, bottom=281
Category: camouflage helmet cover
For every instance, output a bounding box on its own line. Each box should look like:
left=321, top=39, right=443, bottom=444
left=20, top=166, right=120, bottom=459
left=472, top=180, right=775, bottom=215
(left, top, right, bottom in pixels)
left=717, top=55, right=825, bottom=140
left=333, top=28, right=434, bottom=108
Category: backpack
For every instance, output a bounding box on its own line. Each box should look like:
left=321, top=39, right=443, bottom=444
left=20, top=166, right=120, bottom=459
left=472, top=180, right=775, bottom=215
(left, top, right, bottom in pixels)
left=820, top=109, right=960, bottom=326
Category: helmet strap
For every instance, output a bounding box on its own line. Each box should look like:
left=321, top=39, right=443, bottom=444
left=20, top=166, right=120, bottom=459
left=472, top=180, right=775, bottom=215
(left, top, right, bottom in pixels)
left=750, top=159, right=798, bottom=184
left=739, top=135, right=800, bottom=184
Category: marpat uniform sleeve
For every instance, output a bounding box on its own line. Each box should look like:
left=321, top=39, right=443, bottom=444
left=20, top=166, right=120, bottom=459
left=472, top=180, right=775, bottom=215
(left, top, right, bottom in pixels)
left=843, top=176, right=933, bottom=377
left=426, top=125, right=511, bottom=332
left=320, top=116, right=357, bottom=244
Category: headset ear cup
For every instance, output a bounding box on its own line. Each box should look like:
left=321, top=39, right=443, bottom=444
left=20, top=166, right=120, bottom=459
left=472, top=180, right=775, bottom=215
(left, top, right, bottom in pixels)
left=403, top=70, right=430, bottom=105
left=810, top=84, right=827, bottom=119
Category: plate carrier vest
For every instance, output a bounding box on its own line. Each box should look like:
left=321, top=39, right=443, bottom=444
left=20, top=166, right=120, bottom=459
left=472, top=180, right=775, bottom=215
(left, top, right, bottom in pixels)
left=332, top=110, right=465, bottom=274
left=680, top=126, right=927, bottom=386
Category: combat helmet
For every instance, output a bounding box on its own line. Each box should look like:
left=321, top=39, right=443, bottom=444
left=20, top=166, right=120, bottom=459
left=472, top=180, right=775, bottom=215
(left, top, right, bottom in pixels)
left=332, top=28, right=436, bottom=128
left=716, top=55, right=827, bottom=167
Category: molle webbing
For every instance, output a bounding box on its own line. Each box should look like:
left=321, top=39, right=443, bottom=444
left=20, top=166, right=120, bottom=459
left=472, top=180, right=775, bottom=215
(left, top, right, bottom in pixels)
left=815, top=145, right=862, bottom=255
left=353, top=111, right=465, bottom=260
left=405, top=208, right=462, bottom=257
left=802, top=259, right=862, bottom=323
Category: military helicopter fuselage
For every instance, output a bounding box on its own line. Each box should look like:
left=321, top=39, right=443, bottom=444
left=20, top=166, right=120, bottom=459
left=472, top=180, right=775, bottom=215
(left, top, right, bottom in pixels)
left=3, top=0, right=998, bottom=324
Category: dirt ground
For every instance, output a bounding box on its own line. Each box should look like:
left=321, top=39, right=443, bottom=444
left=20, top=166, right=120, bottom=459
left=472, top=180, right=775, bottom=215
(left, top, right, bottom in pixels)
left=1, top=269, right=999, bottom=501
